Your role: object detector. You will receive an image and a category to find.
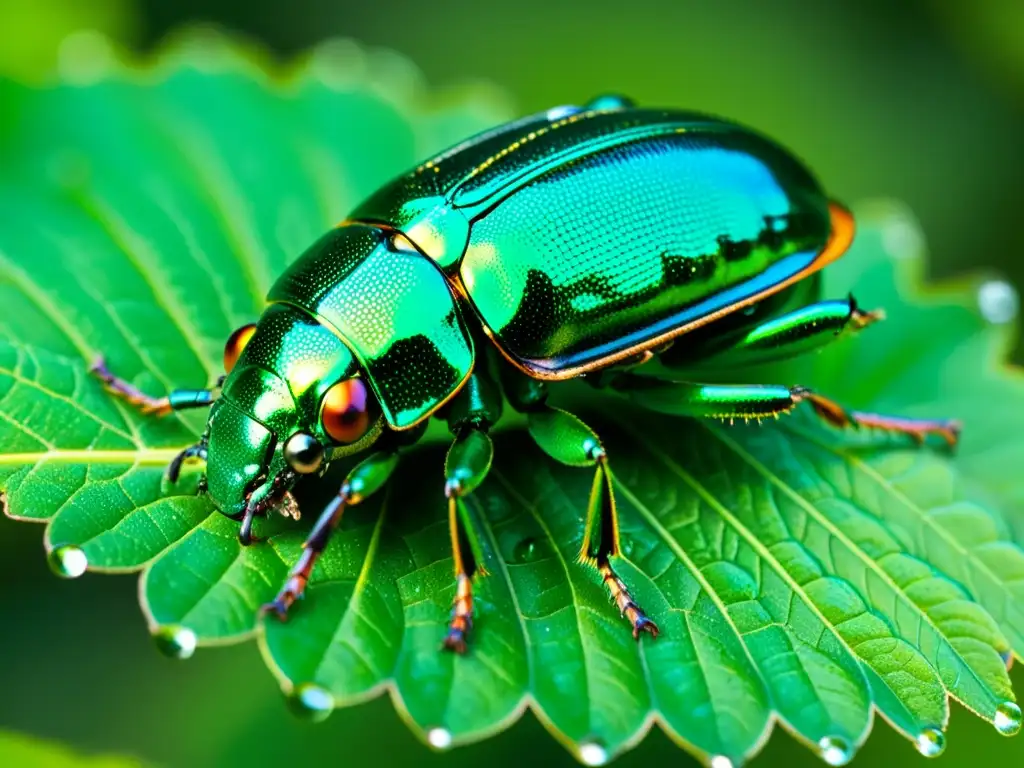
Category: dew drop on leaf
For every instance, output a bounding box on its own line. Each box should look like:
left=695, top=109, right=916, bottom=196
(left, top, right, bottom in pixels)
left=153, top=624, right=197, bottom=660
left=578, top=740, right=608, bottom=766
left=511, top=537, right=539, bottom=564
left=288, top=682, right=334, bottom=723
left=977, top=280, right=1019, bottom=325
left=915, top=728, right=946, bottom=758
left=818, top=736, right=853, bottom=766
left=993, top=701, right=1022, bottom=736
left=48, top=546, right=87, bottom=579
left=709, top=756, right=734, bottom=768
left=427, top=728, right=453, bottom=750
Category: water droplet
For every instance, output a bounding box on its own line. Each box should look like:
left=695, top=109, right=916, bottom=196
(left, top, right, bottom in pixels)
left=818, top=736, right=853, bottom=766
left=578, top=740, right=608, bottom=766
left=977, top=280, right=1019, bottom=325
left=586, top=94, right=635, bottom=111
left=153, top=625, right=197, bottom=660
left=512, top=537, right=539, bottom=563
left=618, top=534, right=636, bottom=558
left=709, top=756, right=734, bottom=768
left=881, top=217, right=922, bottom=259
left=288, top=682, right=334, bottom=723
left=994, top=701, right=1022, bottom=736
left=915, top=728, right=946, bottom=758
left=48, top=546, right=87, bottom=579
left=547, top=105, right=581, bottom=121
left=427, top=727, right=452, bottom=750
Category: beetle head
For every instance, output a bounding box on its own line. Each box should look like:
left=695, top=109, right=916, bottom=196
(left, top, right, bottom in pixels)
left=203, top=304, right=384, bottom=522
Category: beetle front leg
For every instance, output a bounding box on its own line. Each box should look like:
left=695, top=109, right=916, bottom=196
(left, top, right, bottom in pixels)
left=442, top=426, right=493, bottom=653
left=262, top=451, right=400, bottom=619
left=614, top=374, right=960, bottom=447
left=438, top=366, right=503, bottom=652
left=91, top=358, right=219, bottom=416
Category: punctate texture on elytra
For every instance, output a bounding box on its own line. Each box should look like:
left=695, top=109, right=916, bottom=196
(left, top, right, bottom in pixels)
left=0, top=35, right=1022, bottom=767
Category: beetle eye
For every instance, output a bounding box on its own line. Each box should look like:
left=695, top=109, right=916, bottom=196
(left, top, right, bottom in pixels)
left=320, top=378, right=376, bottom=445
left=283, top=432, right=324, bottom=474
left=223, top=323, right=257, bottom=373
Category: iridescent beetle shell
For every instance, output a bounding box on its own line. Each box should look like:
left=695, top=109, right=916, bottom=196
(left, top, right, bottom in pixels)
left=270, top=106, right=849, bottom=431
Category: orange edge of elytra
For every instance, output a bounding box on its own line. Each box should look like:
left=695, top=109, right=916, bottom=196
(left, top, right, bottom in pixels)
left=483, top=200, right=856, bottom=381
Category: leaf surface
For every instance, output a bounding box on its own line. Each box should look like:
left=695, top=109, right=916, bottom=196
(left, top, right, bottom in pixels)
left=1, top=36, right=1022, bottom=766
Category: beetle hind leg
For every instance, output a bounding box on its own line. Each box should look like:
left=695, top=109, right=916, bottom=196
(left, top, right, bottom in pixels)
left=800, top=390, right=961, bottom=447
left=613, top=373, right=960, bottom=448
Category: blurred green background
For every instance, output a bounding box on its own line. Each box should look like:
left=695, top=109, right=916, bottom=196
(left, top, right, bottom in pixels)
left=1, top=0, right=1022, bottom=765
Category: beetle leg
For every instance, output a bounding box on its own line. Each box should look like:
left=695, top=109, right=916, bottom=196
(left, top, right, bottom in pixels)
left=435, top=366, right=504, bottom=652
left=800, top=391, right=960, bottom=447
left=613, top=374, right=960, bottom=447
left=613, top=374, right=806, bottom=421
left=91, top=358, right=219, bottom=416
left=262, top=451, right=400, bottom=620
left=660, top=295, right=884, bottom=369
left=442, top=425, right=494, bottom=653
left=526, top=403, right=659, bottom=640
left=441, top=490, right=480, bottom=654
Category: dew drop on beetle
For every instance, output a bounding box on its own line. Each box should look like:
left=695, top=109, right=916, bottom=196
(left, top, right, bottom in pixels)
left=818, top=736, right=853, bottom=766
left=994, top=701, right=1022, bottom=736
left=427, top=727, right=453, bottom=750
left=915, top=728, right=946, bottom=758
left=48, top=545, right=88, bottom=579
left=546, top=105, right=580, bottom=121
left=578, top=740, right=608, bottom=766
left=288, top=682, right=334, bottom=723
left=977, top=280, right=1019, bottom=325
left=153, top=624, right=197, bottom=660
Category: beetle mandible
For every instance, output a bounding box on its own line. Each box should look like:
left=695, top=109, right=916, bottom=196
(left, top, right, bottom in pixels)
left=94, top=96, right=959, bottom=652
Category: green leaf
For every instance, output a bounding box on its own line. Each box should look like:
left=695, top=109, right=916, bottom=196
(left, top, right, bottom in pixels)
left=2, top=33, right=1023, bottom=766
left=0, top=730, right=144, bottom=767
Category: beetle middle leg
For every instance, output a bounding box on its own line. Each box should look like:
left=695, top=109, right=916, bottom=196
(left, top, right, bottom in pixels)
left=501, top=368, right=659, bottom=640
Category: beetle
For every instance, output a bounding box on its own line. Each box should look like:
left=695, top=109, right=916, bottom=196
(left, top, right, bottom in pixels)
left=93, top=95, right=959, bottom=652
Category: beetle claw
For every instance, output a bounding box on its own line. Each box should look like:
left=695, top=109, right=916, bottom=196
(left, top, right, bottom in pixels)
left=261, top=598, right=291, bottom=622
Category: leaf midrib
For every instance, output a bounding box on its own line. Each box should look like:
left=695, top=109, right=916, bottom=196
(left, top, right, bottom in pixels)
left=0, top=449, right=184, bottom=466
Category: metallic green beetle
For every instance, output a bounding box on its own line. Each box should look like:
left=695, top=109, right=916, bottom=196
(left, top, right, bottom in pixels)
left=94, top=96, right=959, bottom=652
